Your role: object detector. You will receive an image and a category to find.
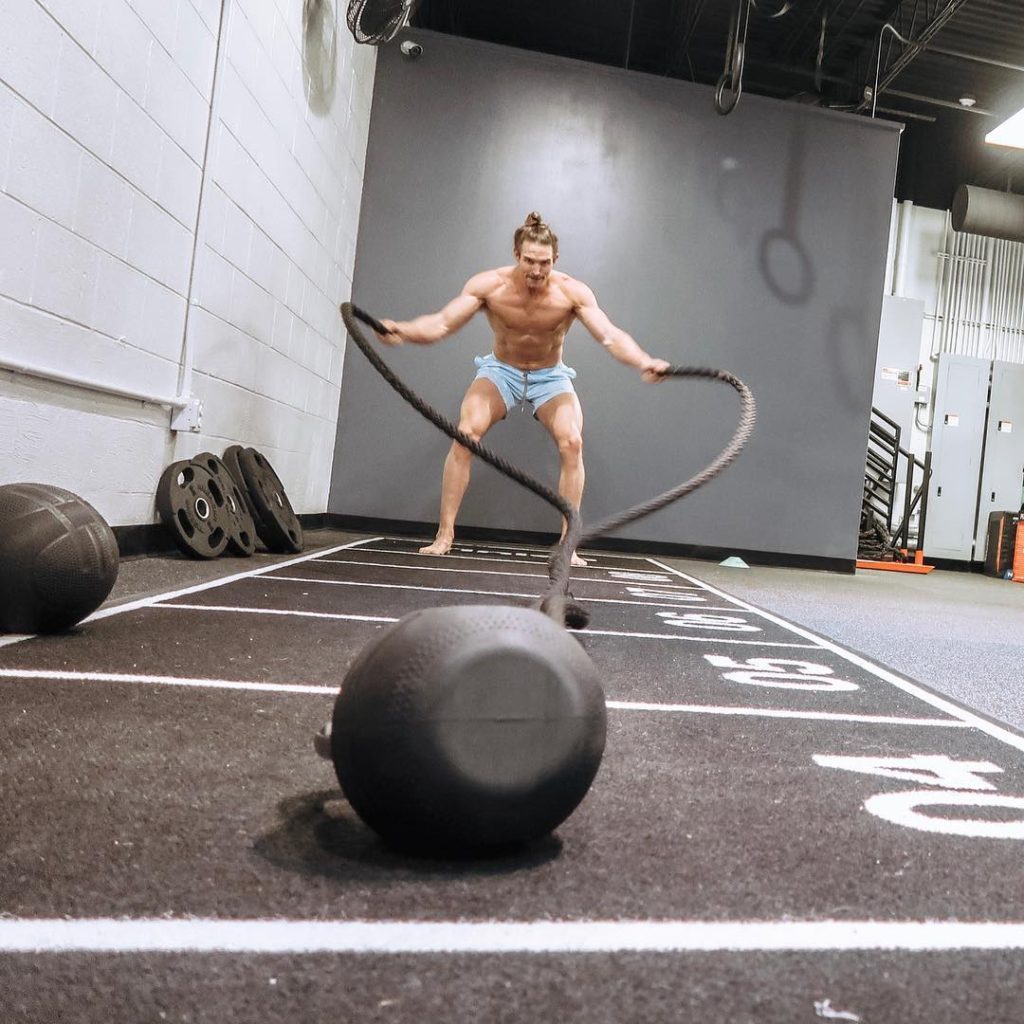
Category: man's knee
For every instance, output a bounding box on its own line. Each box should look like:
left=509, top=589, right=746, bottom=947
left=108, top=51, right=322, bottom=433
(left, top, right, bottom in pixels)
left=452, top=424, right=484, bottom=458
left=556, top=431, right=583, bottom=461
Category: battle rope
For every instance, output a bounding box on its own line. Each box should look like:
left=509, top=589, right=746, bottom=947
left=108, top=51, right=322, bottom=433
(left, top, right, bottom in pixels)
left=340, top=302, right=756, bottom=629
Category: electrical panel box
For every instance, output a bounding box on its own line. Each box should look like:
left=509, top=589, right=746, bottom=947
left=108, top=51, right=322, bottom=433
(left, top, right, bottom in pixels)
left=975, top=360, right=1024, bottom=559
left=871, top=295, right=925, bottom=523
left=925, top=354, right=990, bottom=561
left=872, top=295, right=925, bottom=443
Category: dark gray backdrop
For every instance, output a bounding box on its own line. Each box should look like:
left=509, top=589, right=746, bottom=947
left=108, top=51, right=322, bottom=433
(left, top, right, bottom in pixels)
left=329, top=31, right=901, bottom=565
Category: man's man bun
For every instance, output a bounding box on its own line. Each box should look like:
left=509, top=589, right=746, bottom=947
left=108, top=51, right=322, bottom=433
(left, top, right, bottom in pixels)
left=514, top=212, right=559, bottom=257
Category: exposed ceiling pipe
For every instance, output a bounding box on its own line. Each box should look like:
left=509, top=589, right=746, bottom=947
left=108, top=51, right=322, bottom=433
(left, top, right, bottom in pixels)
left=776, top=0, right=826, bottom=61
left=927, top=45, right=1024, bottom=75
left=855, top=0, right=974, bottom=114
left=676, top=0, right=709, bottom=60
left=820, top=0, right=872, bottom=61
left=952, top=185, right=1024, bottom=243
left=876, top=106, right=937, bottom=122
left=745, top=55, right=856, bottom=88
left=624, top=0, right=637, bottom=69
left=885, top=87, right=997, bottom=115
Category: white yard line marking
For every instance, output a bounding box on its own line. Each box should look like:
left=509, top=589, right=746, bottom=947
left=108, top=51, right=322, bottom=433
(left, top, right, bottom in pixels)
left=0, top=669, right=958, bottom=726
left=91, top=538, right=385, bottom=620
left=151, top=603, right=816, bottom=647
left=359, top=547, right=550, bottom=565
left=5, top=917, right=1024, bottom=953
left=578, top=627, right=818, bottom=647
left=0, top=538, right=385, bottom=650
left=645, top=557, right=1024, bottom=754
left=155, top=603, right=397, bottom=624
left=373, top=537, right=656, bottom=564
left=606, top=701, right=968, bottom=727
left=263, top=575, right=738, bottom=611
left=318, top=557, right=700, bottom=588
left=0, top=668, right=334, bottom=694
left=0, top=633, right=33, bottom=650
left=354, top=546, right=645, bottom=569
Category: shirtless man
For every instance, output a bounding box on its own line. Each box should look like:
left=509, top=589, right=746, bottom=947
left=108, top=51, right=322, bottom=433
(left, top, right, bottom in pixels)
left=376, top=212, right=670, bottom=565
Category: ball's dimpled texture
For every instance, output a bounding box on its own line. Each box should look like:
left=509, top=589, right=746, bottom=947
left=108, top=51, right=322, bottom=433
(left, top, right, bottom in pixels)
left=0, top=483, right=119, bottom=633
left=331, top=604, right=607, bottom=852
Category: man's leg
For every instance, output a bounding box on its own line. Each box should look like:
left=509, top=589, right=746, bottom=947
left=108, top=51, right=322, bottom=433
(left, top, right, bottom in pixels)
left=420, top=378, right=507, bottom=555
left=534, top=391, right=588, bottom=567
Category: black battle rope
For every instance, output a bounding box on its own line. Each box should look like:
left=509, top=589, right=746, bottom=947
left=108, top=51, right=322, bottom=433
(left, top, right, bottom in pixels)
left=340, top=302, right=756, bottom=629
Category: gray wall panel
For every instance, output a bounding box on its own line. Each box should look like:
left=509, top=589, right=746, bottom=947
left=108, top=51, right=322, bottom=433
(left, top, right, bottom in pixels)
left=329, top=31, right=901, bottom=561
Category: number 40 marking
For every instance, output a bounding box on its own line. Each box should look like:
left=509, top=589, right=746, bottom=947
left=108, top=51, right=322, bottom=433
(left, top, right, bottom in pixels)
left=814, top=754, right=1024, bottom=839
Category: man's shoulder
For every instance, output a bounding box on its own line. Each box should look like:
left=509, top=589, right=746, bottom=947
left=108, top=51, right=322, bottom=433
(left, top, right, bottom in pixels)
left=553, top=272, right=594, bottom=304
left=464, top=267, right=509, bottom=296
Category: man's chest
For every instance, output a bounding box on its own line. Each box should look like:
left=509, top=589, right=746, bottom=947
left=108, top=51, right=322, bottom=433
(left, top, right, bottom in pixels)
left=485, top=289, right=575, bottom=334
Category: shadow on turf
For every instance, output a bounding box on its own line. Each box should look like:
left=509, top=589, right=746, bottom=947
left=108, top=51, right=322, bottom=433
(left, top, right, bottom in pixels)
left=252, top=789, right=564, bottom=878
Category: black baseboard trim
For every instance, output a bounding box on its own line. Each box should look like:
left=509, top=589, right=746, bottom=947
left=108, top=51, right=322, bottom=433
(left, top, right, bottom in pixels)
left=298, top=512, right=330, bottom=531
left=325, top=514, right=856, bottom=574
left=114, top=512, right=856, bottom=573
left=113, top=524, right=177, bottom=558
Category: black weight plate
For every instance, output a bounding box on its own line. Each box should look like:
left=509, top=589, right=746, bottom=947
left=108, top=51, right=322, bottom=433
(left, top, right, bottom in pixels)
left=223, top=445, right=273, bottom=552
left=191, top=452, right=257, bottom=557
left=221, top=445, right=262, bottom=526
left=237, top=447, right=303, bottom=553
left=155, top=461, right=230, bottom=559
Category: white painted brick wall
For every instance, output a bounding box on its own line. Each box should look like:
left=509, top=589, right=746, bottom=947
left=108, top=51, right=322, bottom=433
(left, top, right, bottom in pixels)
left=1, top=0, right=376, bottom=525
left=185, top=0, right=376, bottom=512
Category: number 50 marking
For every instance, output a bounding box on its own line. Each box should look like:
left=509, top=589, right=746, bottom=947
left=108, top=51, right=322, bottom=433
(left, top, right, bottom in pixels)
left=704, top=655, right=859, bottom=692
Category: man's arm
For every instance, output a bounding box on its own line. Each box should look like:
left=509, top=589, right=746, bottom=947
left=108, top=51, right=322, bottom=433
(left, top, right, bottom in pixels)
left=571, top=281, right=670, bottom=383
left=376, top=271, right=497, bottom=345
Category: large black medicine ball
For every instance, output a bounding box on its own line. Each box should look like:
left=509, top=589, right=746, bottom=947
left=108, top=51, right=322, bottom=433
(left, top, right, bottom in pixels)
left=331, top=604, right=607, bottom=853
left=0, top=483, right=119, bottom=633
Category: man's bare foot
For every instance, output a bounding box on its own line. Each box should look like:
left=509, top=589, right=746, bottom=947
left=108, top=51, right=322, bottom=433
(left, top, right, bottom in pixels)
left=570, top=551, right=588, bottom=567
left=419, top=536, right=454, bottom=555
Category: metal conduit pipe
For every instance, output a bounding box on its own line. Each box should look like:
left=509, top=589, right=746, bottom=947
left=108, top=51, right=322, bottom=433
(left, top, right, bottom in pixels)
left=0, top=356, right=190, bottom=410
left=948, top=222, right=962, bottom=353
left=1010, top=243, right=1020, bottom=362
left=944, top=221, right=960, bottom=356
left=980, top=236, right=994, bottom=359
left=968, top=234, right=982, bottom=357
left=1003, top=241, right=1014, bottom=360
left=940, top=231, right=957, bottom=356
left=1015, top=243, right=1024, bottom=362
left=1003, top=240, right=1014, bottom=361
left=995, top=239, right=1005, bottom=359
left=893, top=200, right=914, bottom=297
left=1000, top=241, right=1009, bottom=359
left=931, top=214, right=951, bottom=357
left=935, top=222, right=947, bottom=356
left=1011, top=244, right=1020, bottom=362
left=946, top=235, right=962, bottom=356
left=963, top=233, right=980, bottom=355
left=965, top=233, right=982, bottom=356
left=963, top=235, right=973, bottom=357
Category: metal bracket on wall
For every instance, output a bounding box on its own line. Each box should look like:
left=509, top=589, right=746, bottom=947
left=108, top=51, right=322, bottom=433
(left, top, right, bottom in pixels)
left=170, top=397, right=203, bottom=433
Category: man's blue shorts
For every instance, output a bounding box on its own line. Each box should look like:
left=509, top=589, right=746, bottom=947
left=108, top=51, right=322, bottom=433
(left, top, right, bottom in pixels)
left=473, top=353, right=578, bottom=416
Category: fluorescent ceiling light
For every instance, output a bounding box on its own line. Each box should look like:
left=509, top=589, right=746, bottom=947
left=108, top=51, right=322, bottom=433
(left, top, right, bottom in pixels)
left=986, top=106, right=1024, bottom=149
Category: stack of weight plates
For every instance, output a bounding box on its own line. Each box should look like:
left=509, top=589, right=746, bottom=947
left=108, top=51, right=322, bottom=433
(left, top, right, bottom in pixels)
left=155, top=448, right=302, bottom=558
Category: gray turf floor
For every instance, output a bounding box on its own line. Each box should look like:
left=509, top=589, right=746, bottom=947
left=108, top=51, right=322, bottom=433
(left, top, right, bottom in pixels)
left=683, top=556, right=1024, bottom=733
left=111, top=530, right=1024, bottom=734
left=4, top=528, right=1024, bottom=1023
